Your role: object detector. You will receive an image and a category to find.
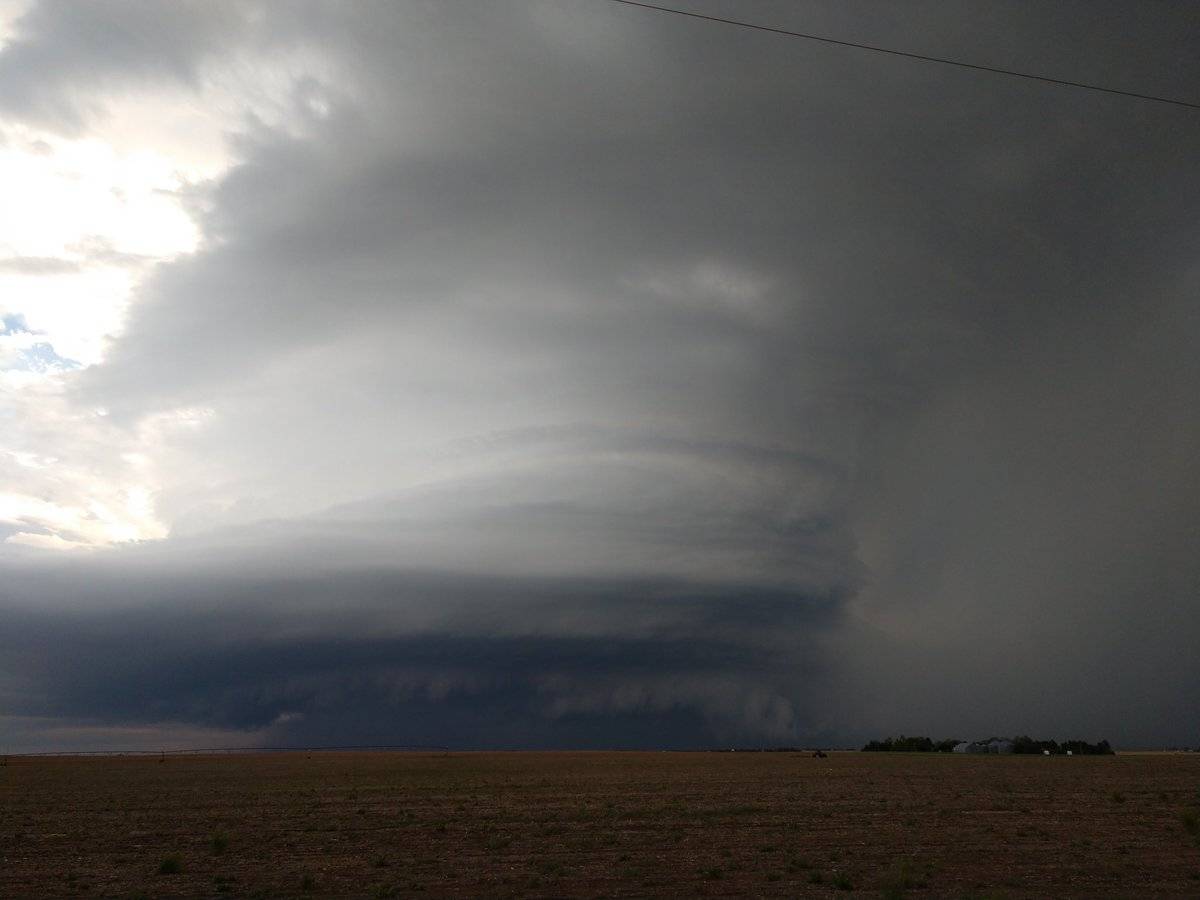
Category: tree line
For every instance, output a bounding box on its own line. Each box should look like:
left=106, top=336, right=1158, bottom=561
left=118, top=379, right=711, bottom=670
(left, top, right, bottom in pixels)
left=861, top=735, right=1115, bottom=754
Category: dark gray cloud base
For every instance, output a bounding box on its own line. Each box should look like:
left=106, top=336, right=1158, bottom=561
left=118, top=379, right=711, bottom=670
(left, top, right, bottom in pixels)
left=2, top=1, right=1199, bottom=750
left=1, top=559, right=845, bottom=749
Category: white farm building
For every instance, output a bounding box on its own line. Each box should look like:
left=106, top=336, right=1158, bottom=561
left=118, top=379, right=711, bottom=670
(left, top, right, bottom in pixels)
left=953, top=738, right=1014, bottom=754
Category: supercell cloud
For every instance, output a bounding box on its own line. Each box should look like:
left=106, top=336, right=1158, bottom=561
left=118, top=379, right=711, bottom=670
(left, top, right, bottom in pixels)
left=1, top=1, right=1198, bottom=750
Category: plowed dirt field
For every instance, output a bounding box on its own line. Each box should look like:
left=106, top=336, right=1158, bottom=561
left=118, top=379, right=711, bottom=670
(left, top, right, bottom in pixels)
left=2, top=750, right=1199, bottom=897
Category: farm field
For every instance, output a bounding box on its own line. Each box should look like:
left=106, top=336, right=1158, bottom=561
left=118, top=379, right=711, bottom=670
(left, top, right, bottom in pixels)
left=2, top=750, right=1199, bottom=897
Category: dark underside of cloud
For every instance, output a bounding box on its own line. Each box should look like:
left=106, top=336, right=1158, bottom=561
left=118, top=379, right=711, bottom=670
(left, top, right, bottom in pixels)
left=1, top=564, right=844, bottom=749
left=2, top=1, right=1199, bottom=750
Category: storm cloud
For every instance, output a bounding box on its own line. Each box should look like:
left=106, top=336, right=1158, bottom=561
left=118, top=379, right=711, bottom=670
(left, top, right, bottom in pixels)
left=1, top=1, right=1198, bottom=751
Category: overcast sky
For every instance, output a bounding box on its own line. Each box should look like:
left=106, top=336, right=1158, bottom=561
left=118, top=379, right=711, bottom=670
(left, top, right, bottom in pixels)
left=1, top=0, right=1198, bottom=752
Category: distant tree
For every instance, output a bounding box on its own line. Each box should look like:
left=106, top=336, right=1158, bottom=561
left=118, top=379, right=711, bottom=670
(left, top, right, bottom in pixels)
left=862, top=735, right=946, bottom=752
left=1061, top=739, right=1114, bottom=756
left=1012, top=735, right=1059, bottom=754
left=1010, top=736, right=1112, bottom=755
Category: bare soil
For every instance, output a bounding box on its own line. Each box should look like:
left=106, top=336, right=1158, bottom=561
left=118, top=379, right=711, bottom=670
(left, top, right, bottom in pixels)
left=2, top=750, right=1199, bottom=897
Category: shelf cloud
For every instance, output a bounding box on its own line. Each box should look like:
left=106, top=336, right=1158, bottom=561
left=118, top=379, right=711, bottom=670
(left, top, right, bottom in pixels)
left=1, top=1, right=1198, bottom=751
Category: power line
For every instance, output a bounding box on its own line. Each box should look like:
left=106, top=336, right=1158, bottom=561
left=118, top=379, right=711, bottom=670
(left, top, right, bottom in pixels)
left=606, top=0, right=1200, bottom=111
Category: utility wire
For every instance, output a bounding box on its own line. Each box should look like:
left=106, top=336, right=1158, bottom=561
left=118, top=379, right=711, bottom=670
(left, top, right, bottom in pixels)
left=606, top=0, right=1200, bottom=111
